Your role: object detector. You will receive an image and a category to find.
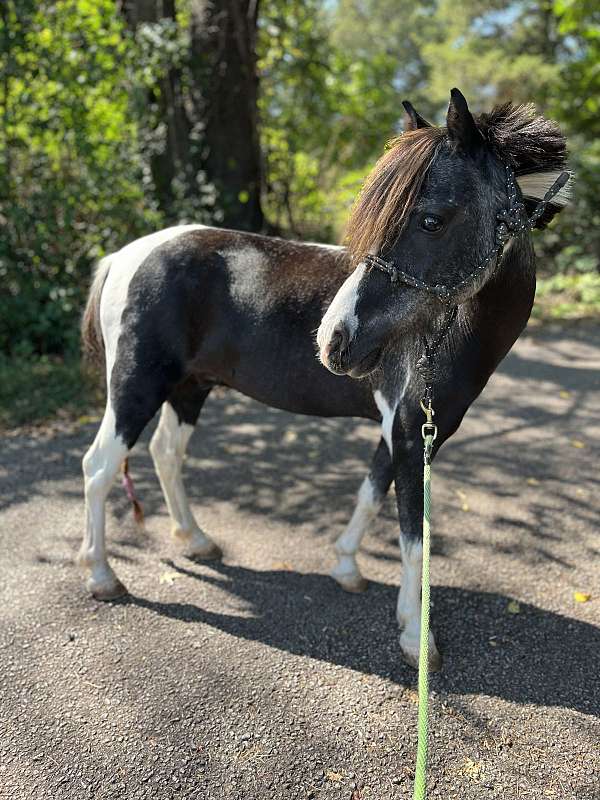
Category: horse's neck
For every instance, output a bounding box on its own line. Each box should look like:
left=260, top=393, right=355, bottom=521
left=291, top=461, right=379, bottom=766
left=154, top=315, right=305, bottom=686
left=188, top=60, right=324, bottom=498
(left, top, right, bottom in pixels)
left=372, top=237, right=536, bottom=408
left=465, top=235, right=536, bottom=368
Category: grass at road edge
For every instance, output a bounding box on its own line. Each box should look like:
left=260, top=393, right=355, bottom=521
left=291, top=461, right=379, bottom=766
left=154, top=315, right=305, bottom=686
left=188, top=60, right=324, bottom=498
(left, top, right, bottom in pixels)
left=0, top=353, right=102, bottom=430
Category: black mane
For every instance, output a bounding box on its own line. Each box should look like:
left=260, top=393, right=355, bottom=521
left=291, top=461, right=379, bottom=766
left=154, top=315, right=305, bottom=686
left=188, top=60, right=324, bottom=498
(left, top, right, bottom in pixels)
left=476, top=103, right=569, bottom=228
left=476, top=102, right=568, bottom=175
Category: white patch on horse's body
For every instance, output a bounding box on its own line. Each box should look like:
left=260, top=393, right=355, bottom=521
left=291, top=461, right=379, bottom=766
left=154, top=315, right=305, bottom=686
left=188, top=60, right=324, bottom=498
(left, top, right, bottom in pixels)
left=303, top=241, right=345, bottom=252
left=220, top=246, right=271, bottom=309
left=316, top=261, right=366, bottom=365
left=330, top=476, right=381, bottom=592
left=517, top=171, right=572, bottom=206
left=373, top=389, right=397, bottom=457
left=396, top=535, right=440, bottom=669
left=149, top=403, right=220, bottom=558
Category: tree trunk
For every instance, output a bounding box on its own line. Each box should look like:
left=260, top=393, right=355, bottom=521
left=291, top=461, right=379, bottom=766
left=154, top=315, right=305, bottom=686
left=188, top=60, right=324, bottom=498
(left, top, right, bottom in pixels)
left=189, top=0, right=264, bottom=231
left=120, top=0, right=193, bottom=218
left=120, top=0, right=264, bottom=231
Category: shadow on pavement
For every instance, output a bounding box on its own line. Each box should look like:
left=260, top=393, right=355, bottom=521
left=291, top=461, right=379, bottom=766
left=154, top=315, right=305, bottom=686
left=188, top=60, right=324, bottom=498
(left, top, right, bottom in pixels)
left=119, top=559, right=600, bottom=718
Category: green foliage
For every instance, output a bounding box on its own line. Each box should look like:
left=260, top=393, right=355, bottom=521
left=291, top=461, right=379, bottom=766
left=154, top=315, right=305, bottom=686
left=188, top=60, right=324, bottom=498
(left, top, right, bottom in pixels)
left=0, top=0, right=157, bottom=357
left=258, top=0, right=398, bottom=238
left=0, top=352, right=99, bottom=428
left=533, top=272, right=600, bottom=320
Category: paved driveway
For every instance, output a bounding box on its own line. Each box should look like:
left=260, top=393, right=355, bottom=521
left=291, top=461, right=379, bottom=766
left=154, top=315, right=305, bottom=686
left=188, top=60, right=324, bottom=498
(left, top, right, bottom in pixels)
left=1, top=325, right=599, bottom=799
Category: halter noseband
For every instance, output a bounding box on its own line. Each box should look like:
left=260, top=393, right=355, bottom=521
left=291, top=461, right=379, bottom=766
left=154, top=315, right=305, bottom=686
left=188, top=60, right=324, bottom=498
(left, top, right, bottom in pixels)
left=363, top=164, right=569, bottom=408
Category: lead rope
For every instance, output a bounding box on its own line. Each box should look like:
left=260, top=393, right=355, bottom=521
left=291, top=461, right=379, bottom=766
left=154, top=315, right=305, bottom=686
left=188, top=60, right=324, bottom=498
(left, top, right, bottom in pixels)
left=413, top=399, right=436, bottom=800
left=412, top=310, right=448, bottom=800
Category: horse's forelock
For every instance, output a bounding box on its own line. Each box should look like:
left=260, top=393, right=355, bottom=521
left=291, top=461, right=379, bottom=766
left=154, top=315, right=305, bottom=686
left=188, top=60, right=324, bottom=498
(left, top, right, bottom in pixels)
left=344, top=102, right=568, bottom=265
left=344, top=127, right=445, bottom=266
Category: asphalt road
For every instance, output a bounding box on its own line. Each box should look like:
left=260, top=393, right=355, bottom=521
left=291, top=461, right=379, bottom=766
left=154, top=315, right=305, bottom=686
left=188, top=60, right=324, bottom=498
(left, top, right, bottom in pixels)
left=1, top=324, right=599, bottom=800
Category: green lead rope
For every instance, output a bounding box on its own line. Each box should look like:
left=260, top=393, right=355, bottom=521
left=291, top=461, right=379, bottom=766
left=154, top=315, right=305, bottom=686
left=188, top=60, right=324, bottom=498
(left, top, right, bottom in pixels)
left=413, top=414, right=436, bottom=800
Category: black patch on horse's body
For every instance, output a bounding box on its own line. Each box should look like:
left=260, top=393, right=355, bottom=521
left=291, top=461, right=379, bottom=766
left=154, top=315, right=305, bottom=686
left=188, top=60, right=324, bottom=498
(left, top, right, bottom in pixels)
left=111, top=229, right=378, bottom=448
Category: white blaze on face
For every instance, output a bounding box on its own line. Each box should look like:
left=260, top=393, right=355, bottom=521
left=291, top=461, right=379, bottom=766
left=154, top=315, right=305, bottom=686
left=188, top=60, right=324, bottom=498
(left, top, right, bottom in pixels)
left=317, top=261, right=366, bottom=367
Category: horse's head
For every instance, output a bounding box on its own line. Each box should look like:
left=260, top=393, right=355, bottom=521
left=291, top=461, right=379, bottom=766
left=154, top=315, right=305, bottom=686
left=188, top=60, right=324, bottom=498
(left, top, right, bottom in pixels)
left=317, top=89, right=570, bottom=377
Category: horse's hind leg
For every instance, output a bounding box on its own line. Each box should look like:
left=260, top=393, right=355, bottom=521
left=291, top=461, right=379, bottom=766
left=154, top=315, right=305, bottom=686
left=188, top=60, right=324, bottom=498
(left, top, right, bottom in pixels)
left=79, top=353, right=181, bottom=598
left=78, top=403, right=129, bottom=599
left=149, top=382, right=222, bottom=560
left=330, top=437, right=393, bottom=592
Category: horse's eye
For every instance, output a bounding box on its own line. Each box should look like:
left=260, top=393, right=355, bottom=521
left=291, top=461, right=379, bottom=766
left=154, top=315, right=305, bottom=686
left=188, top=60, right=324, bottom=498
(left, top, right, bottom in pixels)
left=420, top=214, right=444, bottom=233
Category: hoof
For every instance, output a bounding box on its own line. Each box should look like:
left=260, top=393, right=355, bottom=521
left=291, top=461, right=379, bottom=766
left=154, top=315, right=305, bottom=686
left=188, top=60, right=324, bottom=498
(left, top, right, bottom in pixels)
left=332, top=573, right=368, bottom=593
left=186, top=542, right=223, bottom=562
left=401, top=646, right=443, bottom=673
left=86, top=576, right=128, bottom=602
left=173, top=527, right=222, bottom=561
left=400, top=629, right=443, bottom=673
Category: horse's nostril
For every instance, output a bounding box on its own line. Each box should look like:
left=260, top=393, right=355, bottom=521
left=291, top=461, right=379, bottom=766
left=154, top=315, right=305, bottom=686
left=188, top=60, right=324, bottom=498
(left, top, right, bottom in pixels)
left=328, top=323, right=350, bottom=363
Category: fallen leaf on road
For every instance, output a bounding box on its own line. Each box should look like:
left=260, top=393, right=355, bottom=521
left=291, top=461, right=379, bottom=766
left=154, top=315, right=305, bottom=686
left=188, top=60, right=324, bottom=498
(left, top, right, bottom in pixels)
left=574, top=591, right=591, bottom=603
left=404, top=688, right=419, bottom=705
left=559, top=390, right=571, bottom=399
left=571, top=439, right=585, bottom=449
left=455, top=489, right=470, bottom=512
left=526, top=477, right=540, bottom=486
left=159, top=571, right=179, bottom=585
left=459, top=759, right=483, bottom=780
left=325, top=771, right=342, bottom=782
left=506, top=600, right=521, bottom=614
left=272, top=561, right=293, bottom=571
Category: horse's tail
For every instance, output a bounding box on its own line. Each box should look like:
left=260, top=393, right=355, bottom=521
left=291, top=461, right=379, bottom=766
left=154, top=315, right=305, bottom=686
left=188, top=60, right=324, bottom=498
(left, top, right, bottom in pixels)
left=81, top=255, right=111, bottom=371
left=81, top=256, right=146, bottom=526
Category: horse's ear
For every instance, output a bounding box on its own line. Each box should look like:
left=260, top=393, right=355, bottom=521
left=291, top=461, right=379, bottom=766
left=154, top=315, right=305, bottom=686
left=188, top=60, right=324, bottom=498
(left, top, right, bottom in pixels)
left=446, top=88, right=483, bottom=152
left=402, top=100, right=432, bottom=131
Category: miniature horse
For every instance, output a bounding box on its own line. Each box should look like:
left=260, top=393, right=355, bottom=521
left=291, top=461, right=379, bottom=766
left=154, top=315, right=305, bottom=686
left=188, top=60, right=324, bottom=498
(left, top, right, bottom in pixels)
left=80, top=89, right=569, bottom=670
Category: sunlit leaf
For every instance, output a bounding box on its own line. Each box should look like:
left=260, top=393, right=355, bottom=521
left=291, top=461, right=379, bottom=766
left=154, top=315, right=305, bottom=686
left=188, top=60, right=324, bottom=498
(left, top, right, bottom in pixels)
left=574, top=591, right=591, bottom=603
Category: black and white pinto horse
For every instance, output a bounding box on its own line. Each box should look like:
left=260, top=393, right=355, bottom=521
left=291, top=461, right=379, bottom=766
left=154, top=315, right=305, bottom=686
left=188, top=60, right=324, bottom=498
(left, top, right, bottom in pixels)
left=80, top=90, right=569, bottom=670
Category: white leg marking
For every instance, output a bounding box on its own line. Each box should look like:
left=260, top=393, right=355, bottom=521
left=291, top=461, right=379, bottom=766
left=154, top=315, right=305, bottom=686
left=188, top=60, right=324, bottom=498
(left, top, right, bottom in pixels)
left=79, top=404, right=128, bottom=599
left=317, top=262, right=366, bottom=366
left=397, top=535, right=441, bottom=670
left=373, top=390, right=397, bottom=457
left=149, top=404, right=221, bottom=559
left=331, top=477, right=382, bottom=592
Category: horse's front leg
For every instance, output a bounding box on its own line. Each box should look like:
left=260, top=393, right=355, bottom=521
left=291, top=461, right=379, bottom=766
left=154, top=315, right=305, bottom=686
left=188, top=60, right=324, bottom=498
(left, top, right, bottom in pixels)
left=330, top=437, right=394, bottom=592
left=394, top=442, right=442, bottom=672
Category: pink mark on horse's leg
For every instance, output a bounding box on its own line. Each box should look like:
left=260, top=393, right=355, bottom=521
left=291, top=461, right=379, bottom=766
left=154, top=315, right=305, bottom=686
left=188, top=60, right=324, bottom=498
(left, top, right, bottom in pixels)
left=122, top=459, right=145, bottom=527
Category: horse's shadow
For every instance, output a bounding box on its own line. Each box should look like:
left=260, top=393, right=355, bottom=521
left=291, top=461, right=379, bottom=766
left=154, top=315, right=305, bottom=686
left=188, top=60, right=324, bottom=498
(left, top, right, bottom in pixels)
left=121, top=559, right=600, bottom=718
